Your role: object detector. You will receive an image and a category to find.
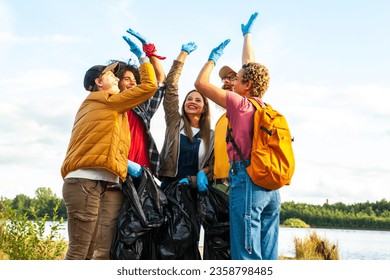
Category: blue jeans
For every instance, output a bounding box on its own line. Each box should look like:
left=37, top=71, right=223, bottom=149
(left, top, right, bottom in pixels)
left=229, top=161, right=281, bottom=260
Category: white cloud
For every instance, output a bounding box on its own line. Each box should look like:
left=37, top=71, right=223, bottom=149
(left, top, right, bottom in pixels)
left=1, top=0, right=389, bottom=206
left=256, top=81, right=390, bottom=204
left=0, top=1, right=11, bottom=31
left=0, top=68, right=75, bottom=92
left=0, top=32, right=87, bottom=44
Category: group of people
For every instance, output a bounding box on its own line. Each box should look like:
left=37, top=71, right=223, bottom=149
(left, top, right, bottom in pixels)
left=61, top=12, right=281, bottom=260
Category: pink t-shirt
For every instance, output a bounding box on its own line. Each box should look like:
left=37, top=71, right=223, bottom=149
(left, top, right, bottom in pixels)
left=226, top=91, right=263, bottom=163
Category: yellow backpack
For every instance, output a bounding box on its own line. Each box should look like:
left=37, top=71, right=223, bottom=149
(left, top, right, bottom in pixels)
left=227, top=98, right=295, bottom=190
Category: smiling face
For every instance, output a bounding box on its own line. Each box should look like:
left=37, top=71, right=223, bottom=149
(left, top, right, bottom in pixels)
left=183, top=91, right=205, bottom=117
left=95, top=70, right=120, bottom=93
left=118, top=70, right=137, bottom=91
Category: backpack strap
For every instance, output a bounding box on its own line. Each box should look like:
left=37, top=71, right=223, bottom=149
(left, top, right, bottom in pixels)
left=248, top=98, right=273, bottom=136
left=226, top=122, right=247, bottom=165
left=225, top=98, right=263, bottom=164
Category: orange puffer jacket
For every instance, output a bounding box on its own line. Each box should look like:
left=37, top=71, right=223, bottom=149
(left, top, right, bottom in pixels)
left=61, top=62, right=157, bottom=180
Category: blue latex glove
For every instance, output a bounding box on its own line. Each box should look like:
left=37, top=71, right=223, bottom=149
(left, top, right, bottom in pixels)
left=178, top=178, right=190, bottom=185
left=181, top=42, right=198, bottom=55
left=127, top=160, right=142, bottom=178
left=122, top=35, right=144, bottom=59
left=126, top=28, right=150, bottom=45
left=241, top=12, right=259, bottom=36
left=208, top=39, right=230, bottom=65
left=196, top=171, right=209, bottom=192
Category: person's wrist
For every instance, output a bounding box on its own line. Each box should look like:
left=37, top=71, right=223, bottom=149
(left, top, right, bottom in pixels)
left=207, top=59, right=215, bottom=66
left=144, top=43, right=166, bottom=60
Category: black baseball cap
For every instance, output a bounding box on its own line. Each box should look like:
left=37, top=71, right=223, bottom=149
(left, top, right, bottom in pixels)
left=83, top=62, right=119, bottom=91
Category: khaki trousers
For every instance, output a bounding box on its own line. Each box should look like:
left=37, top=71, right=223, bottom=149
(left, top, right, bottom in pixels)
left=62, top=178, right=123, bottom=260
left=92, top=189, right=123, bottom=259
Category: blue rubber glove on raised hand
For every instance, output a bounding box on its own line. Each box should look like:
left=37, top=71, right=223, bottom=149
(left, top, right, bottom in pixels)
left=208, top=39, right=230, bottom=65
left=126, top=28, right=166, bottom=60
left=241, top=12, right=259, bottom=36
left=126, top=28, right=150, bottom=45
left=127, top=160, right=142, bottom=178
left=178, top=177, right=190, bottom=185
left=122, top=35, right=144, bottom=59
left=181, top=42, right=198, bottom=55
left=196, top=171, right=209, bottom=192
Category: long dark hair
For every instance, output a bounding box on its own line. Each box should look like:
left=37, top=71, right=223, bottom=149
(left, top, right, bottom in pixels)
left=181, top=89, right=211, bottom=152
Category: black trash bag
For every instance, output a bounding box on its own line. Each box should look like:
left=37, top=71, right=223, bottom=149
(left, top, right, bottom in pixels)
left=111, top=167, right=167, bottom=260
left=198, top=185, right=231, bottom=260
left=156, top=180, right=201, bottom=260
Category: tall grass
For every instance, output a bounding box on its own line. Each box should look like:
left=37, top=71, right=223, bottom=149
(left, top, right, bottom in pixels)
left=0, top=202, right=67, bottom=260
left=293, top=231, right=339, bottom=260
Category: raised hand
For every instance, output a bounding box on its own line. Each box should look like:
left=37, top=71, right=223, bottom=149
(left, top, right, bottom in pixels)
left=181, top=42, right=198, bottom=55
left=241, top=12, right=259, bottom=36
left=126, top=28, right=166, bottom=59
left=208, top=39, right=230, bottom=65
left=126, top=28, right=150, bottom=45
left=122, top=36, right=144, bottom=59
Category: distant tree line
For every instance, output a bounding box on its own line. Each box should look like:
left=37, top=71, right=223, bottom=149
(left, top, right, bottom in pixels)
left=1, top=188, right=390, bottom=230
left=0, top=187, right=66, bottom=220
left=281, top=200, right=390, bottom=230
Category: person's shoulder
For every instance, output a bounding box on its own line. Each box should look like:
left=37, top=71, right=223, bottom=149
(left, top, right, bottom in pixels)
left=226, top=90, right=241, bottom=101
left=248, top=96, right=265, bottom=108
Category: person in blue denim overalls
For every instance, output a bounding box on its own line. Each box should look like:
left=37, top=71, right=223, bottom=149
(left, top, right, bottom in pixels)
left=159, top=42, right=215, bottom=259
left=195, top=12, right=281, bottom=260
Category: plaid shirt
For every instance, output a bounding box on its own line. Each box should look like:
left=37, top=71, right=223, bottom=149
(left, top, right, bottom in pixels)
left=131, top=83, right=166, bottom=177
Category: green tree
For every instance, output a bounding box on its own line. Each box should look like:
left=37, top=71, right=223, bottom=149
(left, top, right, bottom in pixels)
left=11, top=194, right=32, bottom=217
left=30, top=187, right=62, bottom=218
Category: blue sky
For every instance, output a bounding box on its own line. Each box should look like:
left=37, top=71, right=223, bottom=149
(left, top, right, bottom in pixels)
left=0, top=0, right=389, bottom=204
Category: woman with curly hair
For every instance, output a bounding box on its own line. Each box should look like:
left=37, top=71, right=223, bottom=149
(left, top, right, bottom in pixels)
left=195, top=12, right=281, bottom=260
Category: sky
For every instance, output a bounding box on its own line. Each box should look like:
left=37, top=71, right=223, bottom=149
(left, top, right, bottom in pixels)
left=0, top=0, right=389, bottom=205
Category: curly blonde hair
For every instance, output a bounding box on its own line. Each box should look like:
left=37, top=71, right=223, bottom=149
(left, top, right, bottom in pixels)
left=241, top=62, right=270, bottom=97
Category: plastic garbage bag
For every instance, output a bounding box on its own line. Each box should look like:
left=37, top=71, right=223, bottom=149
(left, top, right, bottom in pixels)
left=156, top=180, right=201, bottom=259
left=111, top=167, right=167, bottom=260
left=198, top=185, right=231, bottom=260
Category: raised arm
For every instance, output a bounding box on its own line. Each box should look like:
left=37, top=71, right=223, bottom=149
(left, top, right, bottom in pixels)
left=241, top=12, right=258, bottom=65
left=164, top=42, right=198, bottom=123
left=112, top=35, right=157, bottom=111
left=177, top=42, right=197, bottom=62
left=126, top=28, right=166, bottom=83
left=194, top=39, right=230, bottom=108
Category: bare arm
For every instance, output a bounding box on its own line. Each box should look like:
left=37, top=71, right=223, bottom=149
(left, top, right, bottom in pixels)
left=242, top=33, right=255, bottom=64
left=241, top=12, right=258, bottom=64
left=149, top=56, right=166, bottom=83
left=195, top=60, right=227, bottom=108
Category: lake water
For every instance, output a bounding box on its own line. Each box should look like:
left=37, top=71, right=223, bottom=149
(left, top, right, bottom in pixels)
left=278, top=227, right=390, bottom=260
left=50, top=222, right=390, bottom=260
